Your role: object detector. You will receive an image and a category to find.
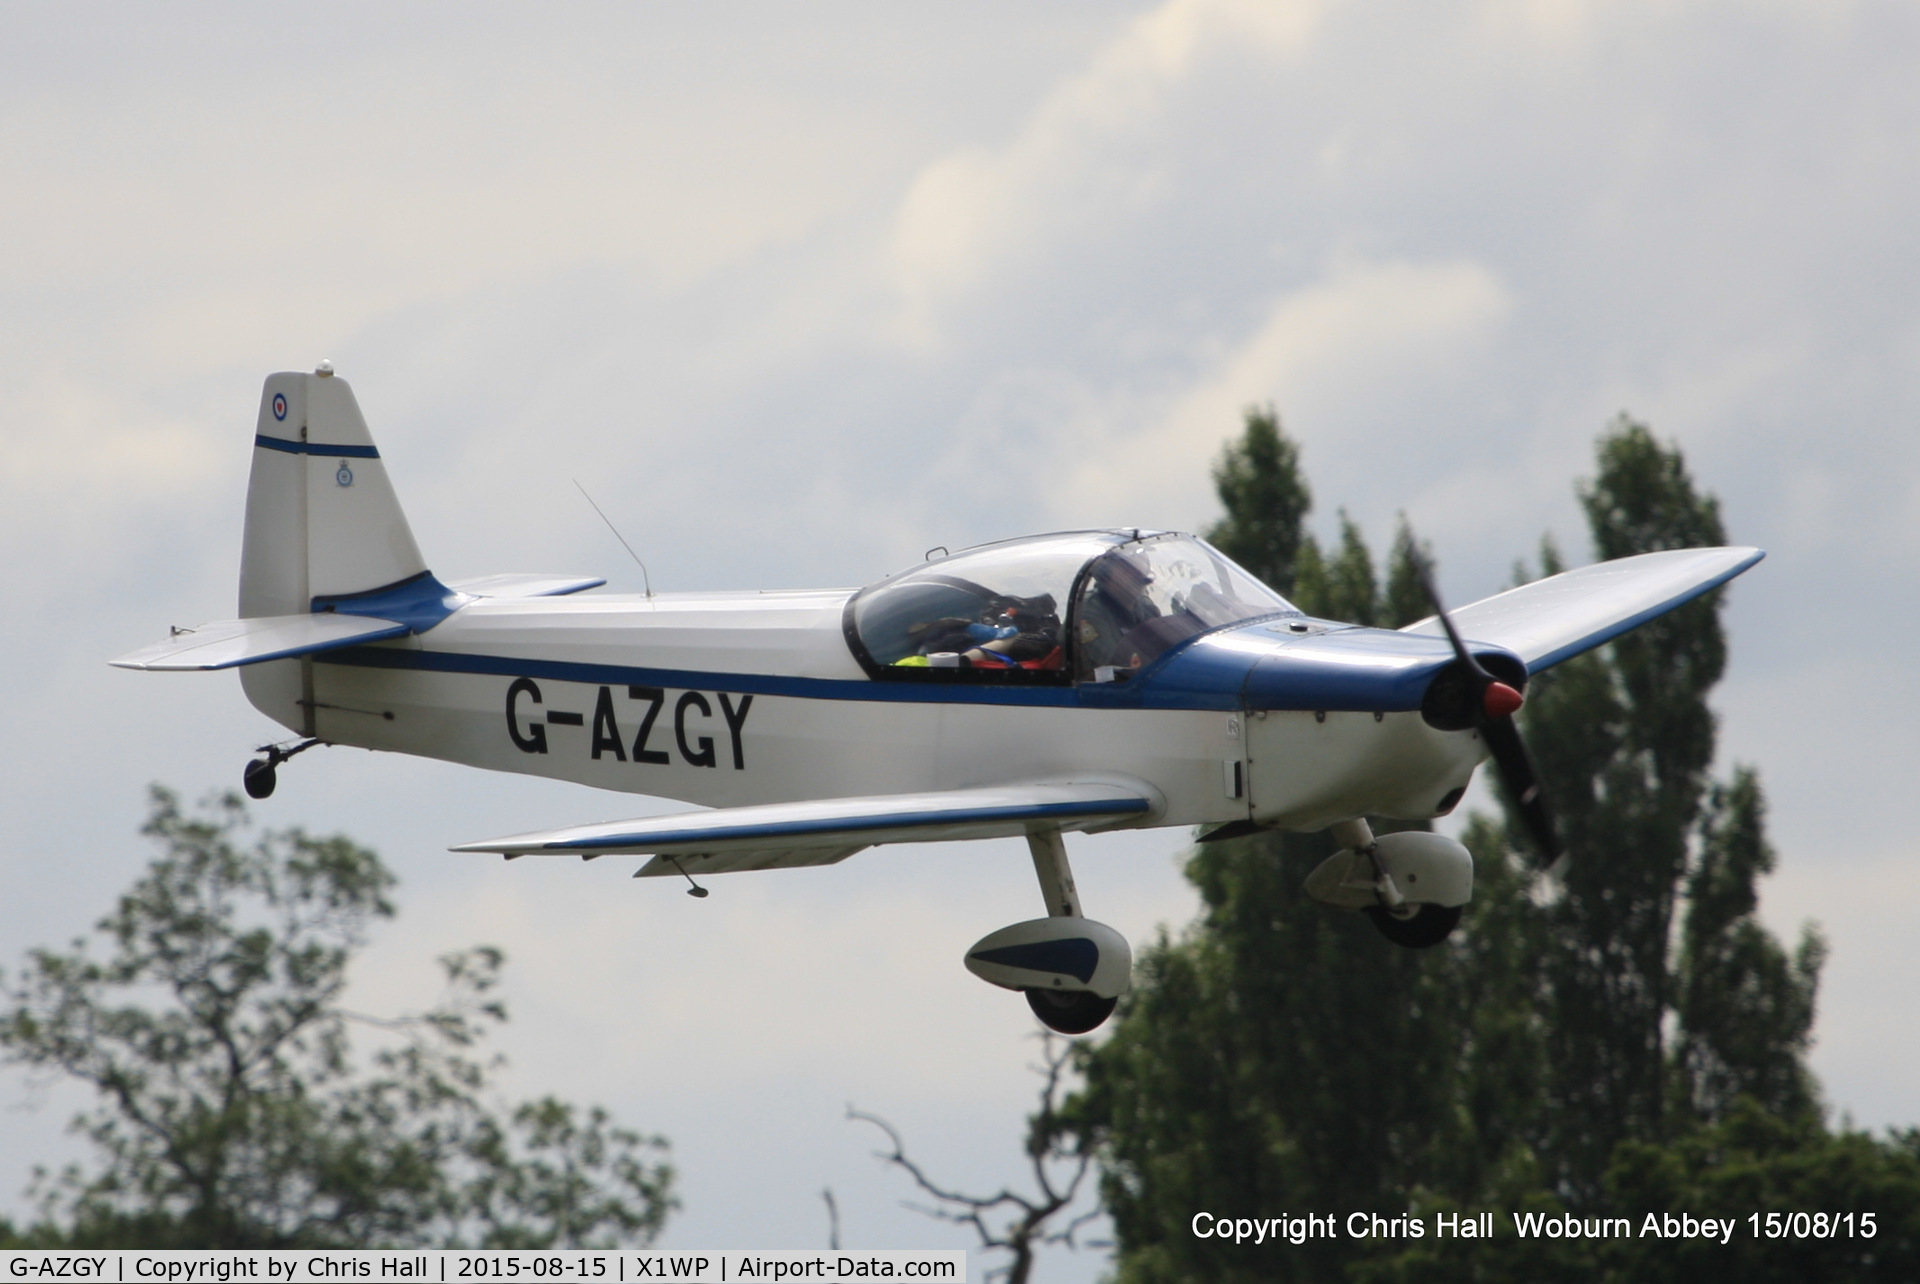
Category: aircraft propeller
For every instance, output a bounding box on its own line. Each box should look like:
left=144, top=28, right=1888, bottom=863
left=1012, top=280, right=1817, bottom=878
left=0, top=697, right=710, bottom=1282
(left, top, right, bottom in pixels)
left=1416, top=558, right=1566, bottom=866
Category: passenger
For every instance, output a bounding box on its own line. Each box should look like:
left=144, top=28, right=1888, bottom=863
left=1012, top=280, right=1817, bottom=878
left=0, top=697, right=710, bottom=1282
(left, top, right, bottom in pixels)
left=890, top=594, right=1062, bottom=673
left=904, top=615, right=1013, bottom=657
left=963, top=594, right=1062, bottom=670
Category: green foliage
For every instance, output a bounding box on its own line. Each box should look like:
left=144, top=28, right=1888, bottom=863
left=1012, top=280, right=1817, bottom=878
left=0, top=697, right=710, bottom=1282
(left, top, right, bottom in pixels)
left=1204, top=404, right=1430, bottom=631
left=1075, top=836, right=1536, bottom=1284
left=1671, top=770, right=1825, bottom=1126
left=1521, top=533, right=1699, bottom=1181
left=1361, top=1106, right=1920, bottom=1284
left=1602, top=1103, right=1920, bottom=1283
left=1207, top=405, right=1312, bottom=597
left=1291, top=512, right=1432, bottom=630
left=1520, top=416, right=1815, bottom=1199
left=0, top=787, right=674, bottom=1249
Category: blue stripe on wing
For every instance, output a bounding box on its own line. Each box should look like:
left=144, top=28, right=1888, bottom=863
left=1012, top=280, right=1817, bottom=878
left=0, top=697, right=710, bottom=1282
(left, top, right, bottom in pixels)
left=451, top=781, right=1161, bottom=859
left=537, top=797, right=1149, bottom=852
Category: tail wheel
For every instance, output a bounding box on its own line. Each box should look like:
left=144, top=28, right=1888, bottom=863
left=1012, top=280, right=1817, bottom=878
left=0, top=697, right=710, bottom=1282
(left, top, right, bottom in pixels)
left=1025, top=988, right=1117, bottom=1035
left=242, top=759, right=277, bottom=800
left=1365, top=902, right=1462, bottom=949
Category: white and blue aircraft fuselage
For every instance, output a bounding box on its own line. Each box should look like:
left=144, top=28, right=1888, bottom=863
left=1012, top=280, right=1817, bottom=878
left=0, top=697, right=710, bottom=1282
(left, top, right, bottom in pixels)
left=114, top=368, right=1764, bottom=1033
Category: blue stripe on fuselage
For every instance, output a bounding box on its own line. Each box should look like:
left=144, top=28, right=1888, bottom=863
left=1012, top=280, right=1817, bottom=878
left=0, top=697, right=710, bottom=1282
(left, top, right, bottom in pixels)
left=319, top=645, right=1095, bottom=706
left=316, top=620, right=1499, bottom=713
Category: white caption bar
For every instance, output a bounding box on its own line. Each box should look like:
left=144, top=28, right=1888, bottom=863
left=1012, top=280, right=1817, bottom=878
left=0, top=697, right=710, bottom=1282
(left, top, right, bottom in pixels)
left=1, top=1250, right=967, bottom=1284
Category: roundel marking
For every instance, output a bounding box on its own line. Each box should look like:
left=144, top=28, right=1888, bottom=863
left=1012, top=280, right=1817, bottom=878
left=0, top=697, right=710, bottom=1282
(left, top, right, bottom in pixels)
left=336, top=462, right=354, bottom=488
left=271, top=393, right=287, bottom=421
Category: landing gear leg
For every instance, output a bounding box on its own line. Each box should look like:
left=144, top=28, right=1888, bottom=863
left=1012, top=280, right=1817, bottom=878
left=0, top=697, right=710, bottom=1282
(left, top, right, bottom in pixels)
left=1328, top=818, right=1464, bottom=949
left=1329, top=818, right=1401, bottom=908
left=1021, top=831, right=1117, bottom=1034
left=1028, top=829, right=1083, bottom=918
left=243, top=737, right=321, bottom=800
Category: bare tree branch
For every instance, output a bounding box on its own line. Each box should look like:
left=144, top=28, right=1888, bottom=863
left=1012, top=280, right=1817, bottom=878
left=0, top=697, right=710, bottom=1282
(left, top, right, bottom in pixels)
left=848, top=1033, right=1098, bottom=1284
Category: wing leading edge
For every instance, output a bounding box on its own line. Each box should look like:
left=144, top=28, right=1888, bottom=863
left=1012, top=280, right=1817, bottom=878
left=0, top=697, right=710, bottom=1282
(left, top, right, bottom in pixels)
left=450, top=778, right=1161, bottom=878
left=1401, top=546, right=1763, bottom=673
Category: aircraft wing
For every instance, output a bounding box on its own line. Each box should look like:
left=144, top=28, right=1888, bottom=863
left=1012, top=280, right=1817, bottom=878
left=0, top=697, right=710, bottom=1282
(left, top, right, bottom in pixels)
left=109, top=613, right=410, bottom=671
left=450, top=778, right=1160, bottom=877
left=1401, top=546, right=1764, bottom=672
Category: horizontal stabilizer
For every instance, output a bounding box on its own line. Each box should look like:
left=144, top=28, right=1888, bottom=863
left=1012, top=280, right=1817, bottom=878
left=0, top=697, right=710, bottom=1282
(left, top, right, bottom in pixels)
left=1401, top=546, right=1764, bottom=672
left=451, top=778, right=1161, bottom=866
left=445, top=573, right=606, bottom=598
left=110, top=613, right=408, bottom=671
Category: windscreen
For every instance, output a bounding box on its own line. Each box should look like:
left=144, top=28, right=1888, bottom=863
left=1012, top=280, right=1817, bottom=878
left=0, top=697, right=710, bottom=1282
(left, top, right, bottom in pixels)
left=1071, top=534, right=1294, bottom=680
left=850, top=533, right=1120, bottom=677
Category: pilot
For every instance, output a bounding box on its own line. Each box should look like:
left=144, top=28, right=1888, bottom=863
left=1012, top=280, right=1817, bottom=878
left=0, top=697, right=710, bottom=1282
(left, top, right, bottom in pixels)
left=1074, top=551, right=1157, bottom=679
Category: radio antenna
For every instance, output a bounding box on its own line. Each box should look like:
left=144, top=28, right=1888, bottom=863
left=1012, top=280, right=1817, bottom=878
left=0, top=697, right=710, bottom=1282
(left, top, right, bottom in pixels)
left=573, top=478, right=653, bottom=599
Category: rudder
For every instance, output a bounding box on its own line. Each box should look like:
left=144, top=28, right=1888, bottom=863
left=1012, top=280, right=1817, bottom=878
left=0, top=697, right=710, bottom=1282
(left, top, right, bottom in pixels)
left=239, top=366, right=427, bottom=618
left=238, top=365, right=429, bottom=736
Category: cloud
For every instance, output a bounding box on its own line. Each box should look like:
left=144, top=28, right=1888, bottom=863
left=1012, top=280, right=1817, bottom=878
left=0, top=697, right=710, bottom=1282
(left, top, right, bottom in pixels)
left=887, top=0, right=1324, bottom=343
left=1052, top=256, right=1512, bottom=529
left=0, top=367, right=238, bottom=584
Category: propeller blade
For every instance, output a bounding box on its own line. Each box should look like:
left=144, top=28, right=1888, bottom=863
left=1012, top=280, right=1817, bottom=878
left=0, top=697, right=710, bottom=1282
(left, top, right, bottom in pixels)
left=1414, top=552, right=1566, bottom=866
left=1414, top=557, right=1492, bottom=682
left=1480, top=715, right=1564, bottom=866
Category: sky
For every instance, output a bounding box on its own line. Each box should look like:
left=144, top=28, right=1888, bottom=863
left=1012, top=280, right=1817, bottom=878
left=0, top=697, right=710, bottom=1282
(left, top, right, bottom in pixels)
left=4, top=1, right=1919, bottom=1275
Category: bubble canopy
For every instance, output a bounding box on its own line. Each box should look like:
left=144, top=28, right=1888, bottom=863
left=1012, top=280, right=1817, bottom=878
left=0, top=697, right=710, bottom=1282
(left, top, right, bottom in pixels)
left=845, top=531, right=1297, bottom=684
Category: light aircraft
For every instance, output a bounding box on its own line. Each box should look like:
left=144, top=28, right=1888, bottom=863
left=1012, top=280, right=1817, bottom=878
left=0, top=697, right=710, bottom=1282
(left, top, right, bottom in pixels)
left=113, top=366, right=1763, bottom=1033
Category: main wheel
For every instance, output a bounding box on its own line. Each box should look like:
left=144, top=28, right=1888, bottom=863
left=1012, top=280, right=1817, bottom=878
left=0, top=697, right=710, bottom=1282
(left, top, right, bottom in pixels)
left=1025, top=988, right=1118, bottom=1035
left=1365, top=902, right=1462, bottom=949
left=243, top=759, right=277, bottom=800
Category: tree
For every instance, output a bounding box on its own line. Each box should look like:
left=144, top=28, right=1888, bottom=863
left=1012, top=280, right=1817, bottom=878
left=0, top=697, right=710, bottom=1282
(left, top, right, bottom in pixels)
left=850, top=1035, right=1099, bottom=1284
left=1600, top=1101, right=1920, bottom=1282
left=0, top=787, right=674, bottom=1249
left=1670, top=769, right=1825, bottom=1126
left=1517, top=417, right=1825, bottom=1199
left=1523, top=419, right=1727, bottom=1191
left=1356, top=1102, right=1920, bottom=1284
left=1207, top=404, right=1313, bottom=597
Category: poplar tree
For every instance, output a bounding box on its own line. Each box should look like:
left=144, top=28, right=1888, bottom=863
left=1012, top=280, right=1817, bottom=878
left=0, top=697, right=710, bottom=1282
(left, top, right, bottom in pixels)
left=1207, top=404, right=1312, bottom=597
left=1519, top=417, right=1825, bottom=1199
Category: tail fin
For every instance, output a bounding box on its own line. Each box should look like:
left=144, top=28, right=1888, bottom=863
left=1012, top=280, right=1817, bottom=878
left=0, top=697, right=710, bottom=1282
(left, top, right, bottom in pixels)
left=239, top=367, right=427, bottom=618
